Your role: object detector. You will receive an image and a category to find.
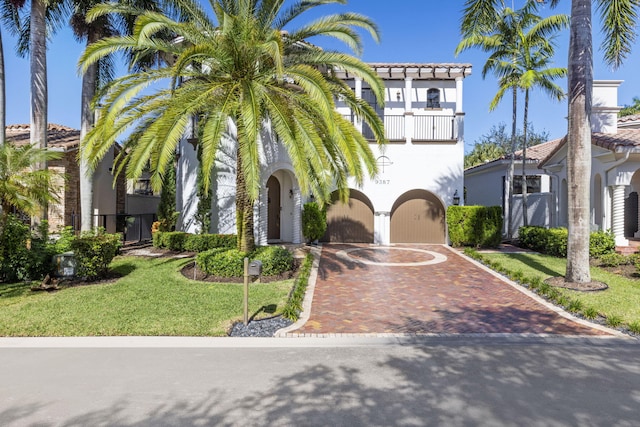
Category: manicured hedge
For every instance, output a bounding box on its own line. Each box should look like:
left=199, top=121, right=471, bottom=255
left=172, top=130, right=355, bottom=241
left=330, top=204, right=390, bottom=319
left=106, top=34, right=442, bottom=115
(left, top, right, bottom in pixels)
left=447, top=205, right=503, bottom=248
left=70, top=230, right=122, bottom=280
left=518, top=226, right=615, bottom=258
left=153, top=231, right=236, bottom=252
left=196, top=246, right=293, bottom=277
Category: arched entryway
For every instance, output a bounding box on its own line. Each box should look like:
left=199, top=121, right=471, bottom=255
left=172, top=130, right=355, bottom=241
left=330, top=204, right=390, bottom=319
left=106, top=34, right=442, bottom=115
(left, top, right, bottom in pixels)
left=266, top=176, right=281, bottom=240
left=322, top=189, right=374, bottom=243
left=390, top=190, right=445, bottom=243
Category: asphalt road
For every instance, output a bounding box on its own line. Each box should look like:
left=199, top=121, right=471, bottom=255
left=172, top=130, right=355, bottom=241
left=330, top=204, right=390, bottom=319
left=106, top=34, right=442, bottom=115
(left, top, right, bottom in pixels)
left=1, top=336, right=639, bottom=426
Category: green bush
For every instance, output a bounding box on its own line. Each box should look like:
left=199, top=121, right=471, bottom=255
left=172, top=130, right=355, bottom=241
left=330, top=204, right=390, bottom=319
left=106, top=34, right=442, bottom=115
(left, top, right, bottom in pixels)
left=70, top=230, right=122, bottom=280
left=197, top=249, right=248, bottom=277
left=252, top=246, right=294, bottom=276
left=153, top=231, right=236, bottom=252
left=589, top=230, right=616, bottom=257
left=302, top=202, right=327, bottom=242
left=283, top=253, right=314, bottom=320
left=184, top=233, right=237, bottom=252
left=447, top=205, right=502, bottom=248
left=0, top=215, right=55, bottom=281
left=598, top=253, right=627, bottom=267
left=519, top=226, right=614, bottom=258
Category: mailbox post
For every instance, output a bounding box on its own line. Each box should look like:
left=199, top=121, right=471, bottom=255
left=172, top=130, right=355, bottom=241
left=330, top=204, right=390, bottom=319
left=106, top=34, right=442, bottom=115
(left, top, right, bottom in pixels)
left=243, top=258, right=263, bottom=325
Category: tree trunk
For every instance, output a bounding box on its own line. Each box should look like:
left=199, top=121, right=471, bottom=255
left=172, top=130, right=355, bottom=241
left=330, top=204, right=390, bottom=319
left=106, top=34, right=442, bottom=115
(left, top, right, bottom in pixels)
left=236, top=147, right=255, bottom=253
left=0, top=28, right=5, bottom=146
left=507, top=87, right=517, bottom=239
left=522, top=88, right=529, bottom=227
left=566, top=0, right=592, bottom=283
left=80, top=32, right=99, bottom=232
left=30, top=0, right=48, bottom=220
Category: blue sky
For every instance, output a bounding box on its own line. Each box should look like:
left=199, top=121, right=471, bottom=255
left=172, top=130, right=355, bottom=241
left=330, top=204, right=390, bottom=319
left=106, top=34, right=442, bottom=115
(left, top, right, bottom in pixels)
left=4, top=0, right=640, bottom=153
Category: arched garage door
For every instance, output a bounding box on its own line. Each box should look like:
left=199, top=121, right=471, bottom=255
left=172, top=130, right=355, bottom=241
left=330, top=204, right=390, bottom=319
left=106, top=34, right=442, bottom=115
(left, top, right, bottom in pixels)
left=391, top=190, right=445, bottom=243
left=322, top=190, right=374, bottom=243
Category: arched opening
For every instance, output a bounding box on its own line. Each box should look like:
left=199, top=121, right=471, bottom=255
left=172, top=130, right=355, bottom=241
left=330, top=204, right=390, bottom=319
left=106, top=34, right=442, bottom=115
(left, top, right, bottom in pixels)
left=266, top=175, right=281, bottom=240
left=322, top=189, right=375, bottom=243
left=390, top=190, right=445, bottom=243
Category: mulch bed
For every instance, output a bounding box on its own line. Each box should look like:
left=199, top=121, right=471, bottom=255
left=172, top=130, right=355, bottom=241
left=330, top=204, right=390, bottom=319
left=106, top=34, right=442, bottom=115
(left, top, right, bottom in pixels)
left=544, top=276, right=609, bottom=292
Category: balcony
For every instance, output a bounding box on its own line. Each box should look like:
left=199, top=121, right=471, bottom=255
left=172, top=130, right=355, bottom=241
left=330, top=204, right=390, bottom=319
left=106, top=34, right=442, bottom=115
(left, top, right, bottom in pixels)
left=413, top=115, right=456, bottom=141
left=342, top=113, right=457, bottom=142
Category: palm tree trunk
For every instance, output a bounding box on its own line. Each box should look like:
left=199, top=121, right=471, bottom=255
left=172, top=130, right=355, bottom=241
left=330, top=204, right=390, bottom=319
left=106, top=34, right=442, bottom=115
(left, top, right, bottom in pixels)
left=507, top=86, right=517, bottom=239
left=30, top=0, right=48, bottom=221
left=236, top=147, right=255, bottom=253
left=79, top=32, right=99, bottom=232
left=522, top=88, right=529, bottom=227
left=0, top=28, right=5, bottom=146
left=566, top=0, right=593, bottom=283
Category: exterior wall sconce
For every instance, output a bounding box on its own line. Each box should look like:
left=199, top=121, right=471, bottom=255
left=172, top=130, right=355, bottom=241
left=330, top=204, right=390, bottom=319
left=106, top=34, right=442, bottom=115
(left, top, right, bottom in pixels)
left=289, top=189, right=293, bottom=198
left=453, top=190, right=460, bottom=206
left=396, top=90, right=401, bottom=102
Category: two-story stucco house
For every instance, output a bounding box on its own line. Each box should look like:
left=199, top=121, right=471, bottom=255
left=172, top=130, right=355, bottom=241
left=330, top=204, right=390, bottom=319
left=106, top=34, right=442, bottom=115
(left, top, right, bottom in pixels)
left=176, top=62, right=472, bottom=245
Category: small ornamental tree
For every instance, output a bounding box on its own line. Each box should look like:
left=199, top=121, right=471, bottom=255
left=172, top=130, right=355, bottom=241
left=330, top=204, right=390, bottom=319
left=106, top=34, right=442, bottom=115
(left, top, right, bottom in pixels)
left=302, top=202, right=327, bottom=243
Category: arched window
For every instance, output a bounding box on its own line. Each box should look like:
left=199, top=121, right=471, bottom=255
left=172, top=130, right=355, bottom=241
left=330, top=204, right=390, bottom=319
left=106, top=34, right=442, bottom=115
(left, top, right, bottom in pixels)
left=427, top=88, right=440, bottom=108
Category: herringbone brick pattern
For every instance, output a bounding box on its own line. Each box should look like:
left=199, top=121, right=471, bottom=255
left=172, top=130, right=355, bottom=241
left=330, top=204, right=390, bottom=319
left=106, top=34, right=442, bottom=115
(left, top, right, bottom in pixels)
left=294, top=244, right=611, bottom=336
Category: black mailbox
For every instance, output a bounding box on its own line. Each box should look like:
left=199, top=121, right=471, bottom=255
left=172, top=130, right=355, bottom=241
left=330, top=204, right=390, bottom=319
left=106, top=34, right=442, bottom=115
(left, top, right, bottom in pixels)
left=248, top=260, right=263, bottom=276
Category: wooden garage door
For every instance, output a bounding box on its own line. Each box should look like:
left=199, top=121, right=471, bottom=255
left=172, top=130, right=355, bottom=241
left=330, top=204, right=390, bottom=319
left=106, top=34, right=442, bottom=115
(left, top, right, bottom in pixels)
left=322, top=190, right=374, bottom=243
left=391, top=190, right=445, bottom=243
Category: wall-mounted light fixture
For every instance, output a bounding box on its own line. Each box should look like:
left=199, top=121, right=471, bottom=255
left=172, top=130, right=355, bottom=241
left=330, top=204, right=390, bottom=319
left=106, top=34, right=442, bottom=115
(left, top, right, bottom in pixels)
left=289, top=189, right=293, bottom=198
left=396, top=90, right=401, bottom=102
left=453, top=190, right=460, bottom=206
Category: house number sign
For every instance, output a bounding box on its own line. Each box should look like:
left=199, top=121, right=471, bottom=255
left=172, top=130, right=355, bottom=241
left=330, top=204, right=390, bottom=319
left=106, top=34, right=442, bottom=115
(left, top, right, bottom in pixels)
left=375, top=179, right=390, bottom=185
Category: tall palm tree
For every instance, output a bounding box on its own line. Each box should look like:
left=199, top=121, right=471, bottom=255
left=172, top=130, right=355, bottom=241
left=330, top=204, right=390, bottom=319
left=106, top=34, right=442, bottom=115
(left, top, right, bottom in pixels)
left=70, top=0, right=164, bottom=232
left=79, top=0, right=385, bottom=252
left=461, top=0, right=640, bottom=285
left=487, top=13, right=567, bottom=227
left=0, top=141, right=62, bottom=229
left=457, top=0, right=565, bottom=236
left=0, top=27, right=5, bottom=147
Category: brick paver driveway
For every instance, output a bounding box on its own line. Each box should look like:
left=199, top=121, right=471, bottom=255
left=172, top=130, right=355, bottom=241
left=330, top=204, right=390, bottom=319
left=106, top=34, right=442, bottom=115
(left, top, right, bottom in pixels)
left=290, top=244, right=613, bottom=336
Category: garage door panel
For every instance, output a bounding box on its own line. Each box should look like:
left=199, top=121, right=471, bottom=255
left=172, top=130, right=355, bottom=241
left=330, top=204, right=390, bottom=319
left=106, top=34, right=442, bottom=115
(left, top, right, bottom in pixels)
left=391, top=191, right=445, bottom=244
left=322, top=191, right=374, bottom=243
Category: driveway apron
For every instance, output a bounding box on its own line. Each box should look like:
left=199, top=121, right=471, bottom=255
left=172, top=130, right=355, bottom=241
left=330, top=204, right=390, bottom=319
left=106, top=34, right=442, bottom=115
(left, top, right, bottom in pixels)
left=292, top=244, right=612, bottom=336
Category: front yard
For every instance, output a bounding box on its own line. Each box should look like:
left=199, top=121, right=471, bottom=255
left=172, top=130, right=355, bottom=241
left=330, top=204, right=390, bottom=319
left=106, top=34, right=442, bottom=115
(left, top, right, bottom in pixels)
left=476, top=251, right=640, bottom=332
left=0, top=255, right=293, bottom=336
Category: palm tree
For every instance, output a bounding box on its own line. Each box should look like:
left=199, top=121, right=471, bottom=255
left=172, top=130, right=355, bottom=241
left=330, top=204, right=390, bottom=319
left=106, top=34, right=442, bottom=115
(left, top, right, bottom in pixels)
left=457, top=0, right=565, bottom=236
left=70, top=0, right=165, bottom=231
left=0, top=141, right=62, bottom=229
left=620, top=97, right=640, bottom=117
left=0, top=27, right=5, bottom=147
left=79, top=0, right=385, bottom=252
left=487, top=14, right=567, bottom=227
left=461, top=0, right=640, bottom=285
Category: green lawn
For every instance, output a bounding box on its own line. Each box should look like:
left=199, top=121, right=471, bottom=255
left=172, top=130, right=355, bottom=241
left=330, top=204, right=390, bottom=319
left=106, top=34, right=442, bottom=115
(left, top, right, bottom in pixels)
left=481, top=252, right=640, bottom=327
left=0, top=256, right=293, bottom=336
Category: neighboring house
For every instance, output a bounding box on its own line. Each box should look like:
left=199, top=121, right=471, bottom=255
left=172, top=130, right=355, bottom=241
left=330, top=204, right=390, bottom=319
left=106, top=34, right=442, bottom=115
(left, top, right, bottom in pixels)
left=464, top=138, right=562, bottom=237
left=176, top=62, right=472, bottom=245
left=5, top=124, right=157, bottom=237
left=540, top=80, right=640, bottom=247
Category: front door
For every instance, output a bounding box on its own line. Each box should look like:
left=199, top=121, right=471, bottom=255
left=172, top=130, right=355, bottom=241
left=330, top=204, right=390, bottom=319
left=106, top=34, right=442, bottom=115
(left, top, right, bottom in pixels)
left=267, top=176, right=281, bottom=240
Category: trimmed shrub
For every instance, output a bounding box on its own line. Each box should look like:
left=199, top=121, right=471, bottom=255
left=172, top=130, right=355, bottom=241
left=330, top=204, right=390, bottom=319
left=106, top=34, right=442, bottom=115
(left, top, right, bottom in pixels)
left=589, top=230, right=615, bottom=258
left=252, top=246, right=294, bottom=276
left=519, top=226, right=614, bottom=258
left=302, top=202, right=327, bottom=243
left=184, top=234, right=237, bottom=252
left=197, top=249, right=247, bottom=277
left=153, top=231, right=236, bottom=252
left=447, top=205, right=502, bottom=248
left=598, top=253, right=627, bottom=267
left=283, top=253, right=314, bottom=320
left=70, top=230, right=122, bottom=280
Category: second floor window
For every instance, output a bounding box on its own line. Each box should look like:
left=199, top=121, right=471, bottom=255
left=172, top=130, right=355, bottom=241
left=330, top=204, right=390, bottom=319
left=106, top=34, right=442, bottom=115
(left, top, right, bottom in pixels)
left=427, top=88, right=440, bottom=108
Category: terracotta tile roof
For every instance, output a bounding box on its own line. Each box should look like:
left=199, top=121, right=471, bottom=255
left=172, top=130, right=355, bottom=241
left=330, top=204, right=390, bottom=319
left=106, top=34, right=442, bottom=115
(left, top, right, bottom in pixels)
left=514, top=138, right=563, bottom=161
left=5, top=123, right=80, bottom=151
left=618, top=113, right=640, bottom=123
left=592, top=129, right=640, bottom=151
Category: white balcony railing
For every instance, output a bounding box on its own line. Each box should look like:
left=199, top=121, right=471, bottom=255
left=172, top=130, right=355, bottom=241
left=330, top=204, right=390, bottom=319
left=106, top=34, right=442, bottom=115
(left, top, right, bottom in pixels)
left=362, top=115, right=404, bottom=141
left=414, top=115, right=456, bottom=141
